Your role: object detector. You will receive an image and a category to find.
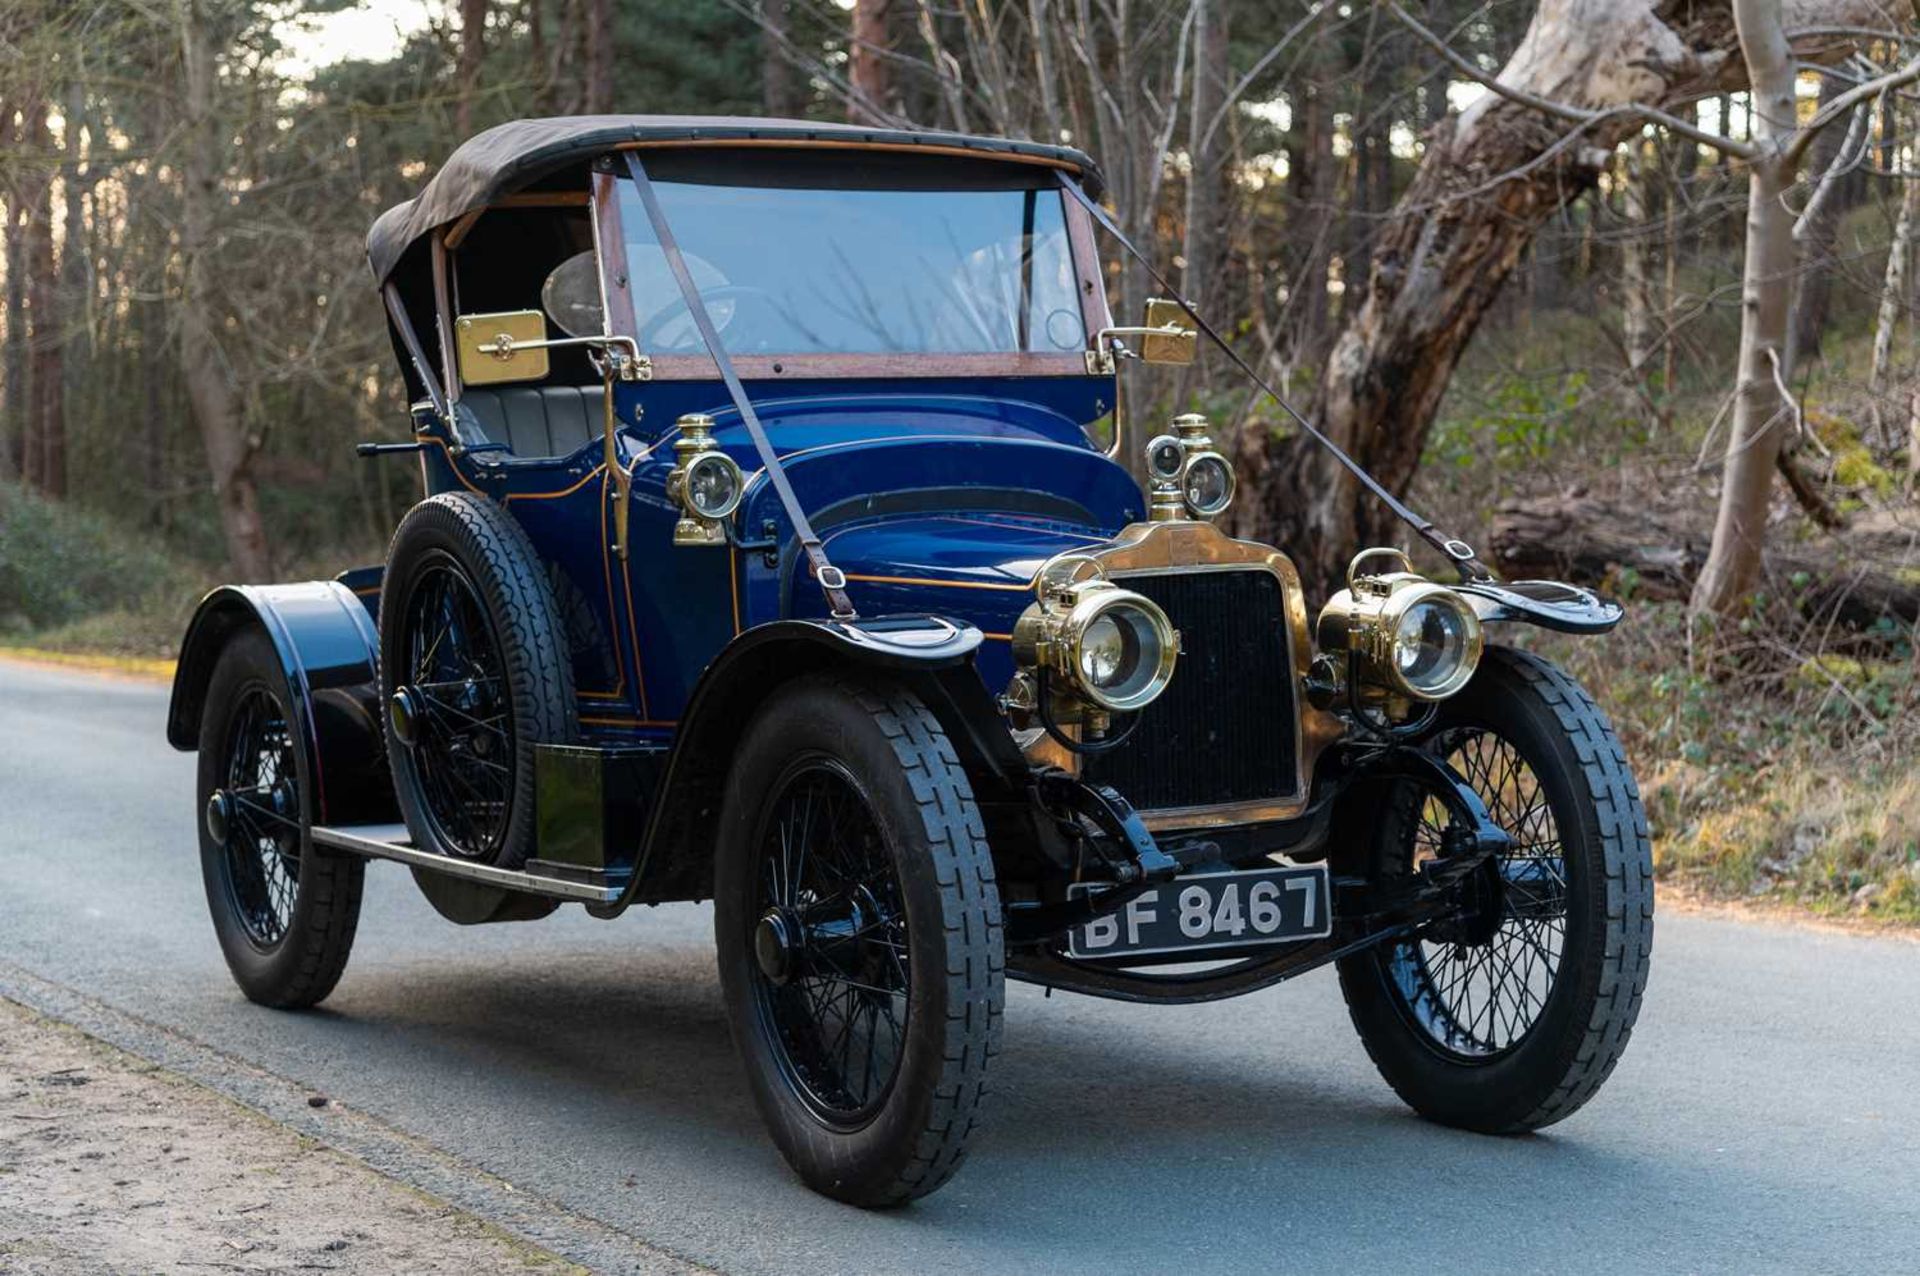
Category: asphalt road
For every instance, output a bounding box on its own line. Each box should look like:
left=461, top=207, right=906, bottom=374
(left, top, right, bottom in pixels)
left=2, top=656, right=1917, bottom=1275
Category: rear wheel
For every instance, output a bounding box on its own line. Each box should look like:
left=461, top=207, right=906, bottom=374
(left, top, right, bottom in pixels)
left=380, top=493, right=574, bottom=870
left=1337, top=647, right=1653, bottom=1132
left=197, top=629, right=363, bottom=1008
left=714, top=676, right=1003, bottom=1207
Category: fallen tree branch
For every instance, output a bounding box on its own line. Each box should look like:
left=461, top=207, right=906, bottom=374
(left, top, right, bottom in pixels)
left=1490, top=494, right=1916, bottom=628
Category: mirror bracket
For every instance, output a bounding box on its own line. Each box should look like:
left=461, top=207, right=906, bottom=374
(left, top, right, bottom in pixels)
left=1090, top=298, right=1197, bottom=370
left=456, top=310, right=652, bottom=385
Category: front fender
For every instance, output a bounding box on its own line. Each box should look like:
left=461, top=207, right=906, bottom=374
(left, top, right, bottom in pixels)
left=167, top=582, right=395, bottom=827
left=604, top=614, right=1031, bottom=913
left=1456, top=579, right=1622, bottom=634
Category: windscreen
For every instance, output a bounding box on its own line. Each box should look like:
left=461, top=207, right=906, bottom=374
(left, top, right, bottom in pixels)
left=617, top=154, right=1088, bottom=358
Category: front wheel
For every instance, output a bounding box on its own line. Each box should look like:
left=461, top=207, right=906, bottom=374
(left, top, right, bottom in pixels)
left=1337, top=647, right=1653, bottom=1133
left=714, top=676, right=1004, bottom=1207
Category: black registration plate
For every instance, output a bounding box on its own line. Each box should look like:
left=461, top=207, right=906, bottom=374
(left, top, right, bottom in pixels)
left=1066, top=864, right=1331, bottom=960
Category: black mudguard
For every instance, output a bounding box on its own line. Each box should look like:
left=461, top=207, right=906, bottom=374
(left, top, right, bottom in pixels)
left=166, top=582, right=397, bottom=828
left=1455, top=579, right=1622, bottom=634
left=599, top=614, right=1027, bottom=915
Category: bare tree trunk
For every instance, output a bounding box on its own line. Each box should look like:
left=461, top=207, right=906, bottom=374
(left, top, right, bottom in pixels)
left=1286, top=36, right=1336, bottom=358
left=1241, top=0, right=1878, bottom=598
left=456, top=0, right=487, bottom=134
left=762, top=0, right=799, bottom=116
left=0, top=99, right=22, bottom=483
left=848, top=0, right=893, bottom=124
left=23, top=96, right=64, bottom=497
left=1182, top=0, right=1230, bottom=310
left=1662, top=143, right=1681, bottom=430
left=60, top=78, right=91, bottom=464
left=1690, top=0, right=1799, bottom=618
left=1789, top=72, right=1848, bottom=372
left=1909, top=384, right=1920, bottom=485
left=1869, top=172, right=1919, bottom=411
left=584, top=0, right=614, bottom=113
left=1621, top=144, right=1656, bottom=392
left=176, top=0, right=270, bottom=580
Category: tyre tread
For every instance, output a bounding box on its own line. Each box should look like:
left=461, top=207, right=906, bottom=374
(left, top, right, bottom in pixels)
left=830, top=675, right=1004, bottom=1204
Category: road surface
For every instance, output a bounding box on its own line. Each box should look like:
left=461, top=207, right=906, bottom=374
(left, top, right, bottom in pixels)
left=1, top=657, right=1915, bottom=1274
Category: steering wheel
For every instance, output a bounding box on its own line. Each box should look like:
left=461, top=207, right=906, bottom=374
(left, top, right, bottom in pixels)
left=638, top=285, right=777, bottom=351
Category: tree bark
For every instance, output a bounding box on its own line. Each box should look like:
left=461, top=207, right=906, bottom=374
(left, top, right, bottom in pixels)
left=1182, top=0, right=1230, bottom=312
left=1690, top=0, right=1798, bottom=618
left=0, top=98, right=22, bottom=482
left=60, top=78, right=92, bottom=465
left=1240, top=0, right=1879, bottom=599
left=23, top=95, right=64, bottom=497
left=1621, top=144, right=1656, bottom=391
left=1789, top=72, right=1848, bottom=373
left=848, top=0, right=893, bottom=125
left=584, top=0, right=614, bottom=113
left=1869, top=170, right=1919, bottom=406
left=456, top=0, right=487, bottom=134
left=1285, top=31, right=1336, bottom=358
left=176, top=0, right=270, bottom=580
left=762, top=0, right=799, bottom=117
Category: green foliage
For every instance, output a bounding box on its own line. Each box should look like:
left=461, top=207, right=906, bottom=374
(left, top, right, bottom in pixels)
left=0, top=482, right=196, bottom=634
left=1427, top=369, right=1593, bottom=470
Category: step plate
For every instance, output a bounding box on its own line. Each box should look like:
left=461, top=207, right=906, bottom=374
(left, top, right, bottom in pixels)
left=311, top=823, right=623, bottom=904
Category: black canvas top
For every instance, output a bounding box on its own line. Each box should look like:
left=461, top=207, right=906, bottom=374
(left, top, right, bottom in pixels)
left=365, top=114, right=1103, bottom=284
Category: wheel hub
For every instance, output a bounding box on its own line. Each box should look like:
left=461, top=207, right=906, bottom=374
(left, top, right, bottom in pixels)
left=389, top=686, right=421, bottom=748
left=205, top=789, right=232, bottom=846
left=755, top=909, right=799, bottom=985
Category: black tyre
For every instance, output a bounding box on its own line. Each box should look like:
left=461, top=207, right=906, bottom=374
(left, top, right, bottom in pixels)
left=197, top=629, right=364, bottom=1008
left=1337, top=646, right=1653, bottom=1133
left=714, top=676, right=1004, bottom=1207
left=380, top=492, right=574, bottom=870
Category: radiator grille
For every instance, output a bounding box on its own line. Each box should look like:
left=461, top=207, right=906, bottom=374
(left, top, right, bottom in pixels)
left=1081, top=569, right=1299, bottom=813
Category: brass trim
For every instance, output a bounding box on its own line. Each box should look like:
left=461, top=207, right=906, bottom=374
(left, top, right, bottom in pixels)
left=1015, top=519, right=1349, bottom=831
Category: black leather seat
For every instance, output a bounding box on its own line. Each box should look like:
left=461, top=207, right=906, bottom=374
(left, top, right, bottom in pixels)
left=457, top=386, right=603, bottom=459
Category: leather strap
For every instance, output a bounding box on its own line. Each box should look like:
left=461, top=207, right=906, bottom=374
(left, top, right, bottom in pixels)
left=1057, top=173, right=1493, bottom=584
left=623, top=153, right=857, bottom=618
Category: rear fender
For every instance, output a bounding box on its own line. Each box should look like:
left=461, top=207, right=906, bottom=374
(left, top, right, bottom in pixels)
left=167, top=582, right=396, bottom=827
left=606, top=615, right=1034, bottom=913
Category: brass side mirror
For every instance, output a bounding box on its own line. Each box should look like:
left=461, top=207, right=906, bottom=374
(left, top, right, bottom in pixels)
left=1138, top=299, right=1197, bottom=365
left=455, top=310, right=551, bottom=386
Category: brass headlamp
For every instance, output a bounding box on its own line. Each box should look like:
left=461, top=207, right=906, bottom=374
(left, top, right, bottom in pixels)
left=1008, top=558, right=1179, bottom=732
left=1316, top=548, right=1484, bottom=706
left=666, top=413, right=745, bottom=547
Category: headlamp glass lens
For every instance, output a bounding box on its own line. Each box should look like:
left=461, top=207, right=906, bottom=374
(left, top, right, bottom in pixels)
left=686, top=454, right=741, bottom=518
left=1079, top=613, right=1134, bottom=687
left=1146, top=436, right=1185, bottom=481
left=1393, top=597, right=1472, bottom=694
left=1182, top=454, right=1234, bottom=515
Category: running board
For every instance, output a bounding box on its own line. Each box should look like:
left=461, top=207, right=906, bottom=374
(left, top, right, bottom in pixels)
left=311, top=823, right=626, bottom=904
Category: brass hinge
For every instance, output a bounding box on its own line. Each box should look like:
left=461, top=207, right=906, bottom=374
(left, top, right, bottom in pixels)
left=1084, top=348, right=1115, bottom=376
left=623, top=355, right=653, bottom=382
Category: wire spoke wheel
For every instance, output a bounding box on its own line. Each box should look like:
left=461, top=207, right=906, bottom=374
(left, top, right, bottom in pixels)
left=400, top=559, right=515, bottom=860
left=219, top=686, right=303, bottom=950
left=748, top=759, right=910, bottom=1128
left=1388, top=728, right=1568, bottom=1061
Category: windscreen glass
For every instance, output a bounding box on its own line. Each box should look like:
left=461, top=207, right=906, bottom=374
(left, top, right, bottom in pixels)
left=617, top=157, right=1087, bottom=358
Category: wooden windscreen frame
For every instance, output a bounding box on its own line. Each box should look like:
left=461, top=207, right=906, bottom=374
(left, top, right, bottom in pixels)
left=588, top=158, right=1110, bottom=382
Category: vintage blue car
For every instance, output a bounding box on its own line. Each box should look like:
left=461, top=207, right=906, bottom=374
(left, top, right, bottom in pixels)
left=167, top=116, right=1653, bottom=1207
